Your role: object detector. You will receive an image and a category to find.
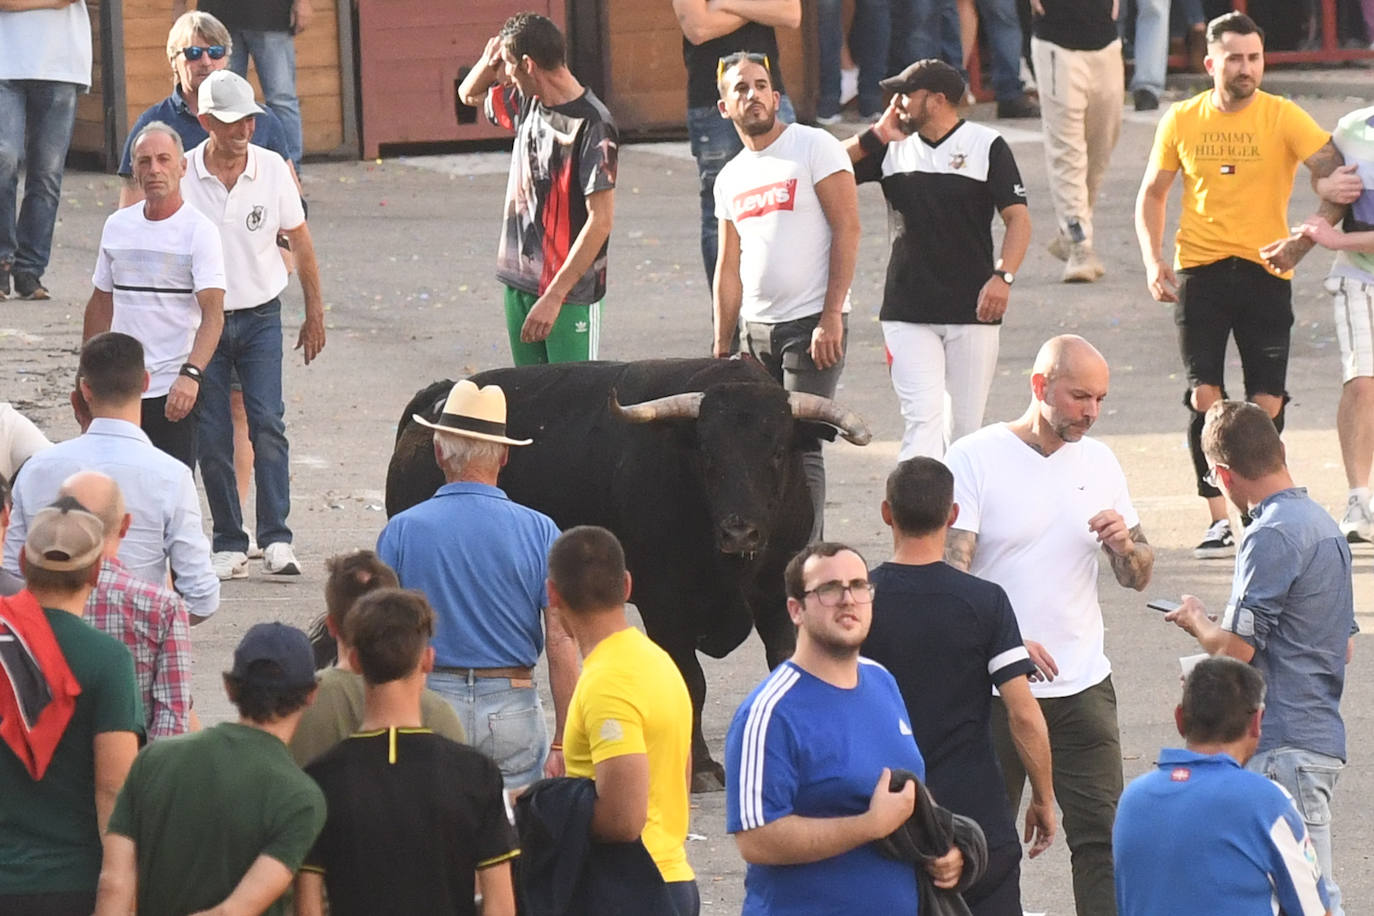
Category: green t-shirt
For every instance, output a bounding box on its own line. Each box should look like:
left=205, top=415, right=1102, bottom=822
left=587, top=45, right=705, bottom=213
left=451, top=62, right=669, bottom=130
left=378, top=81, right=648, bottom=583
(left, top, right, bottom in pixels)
left=108, top=722, right=326, bottom=916
left=288, top=667, right=468, bottom=767
left=0, top=608, right=142, bottom=894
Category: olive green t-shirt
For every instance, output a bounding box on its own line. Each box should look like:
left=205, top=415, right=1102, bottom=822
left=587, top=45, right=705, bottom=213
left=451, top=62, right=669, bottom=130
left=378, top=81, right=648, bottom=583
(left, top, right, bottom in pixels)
left=0, top=608, right=142, bottom=894
left=288, top=667, right=467, bottom=766
left=108, top=722, right=326, bottom=916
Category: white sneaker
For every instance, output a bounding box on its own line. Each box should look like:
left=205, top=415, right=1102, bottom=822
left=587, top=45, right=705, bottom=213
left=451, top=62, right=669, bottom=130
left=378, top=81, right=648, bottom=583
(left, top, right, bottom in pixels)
left=211, top=551, right=249, bottom=581
left=1048, top=233, right=1070, bottom=261
left=1339, top=495, right=1374, bottom=543
left=244, top=527, right=263, bottom=559
left=840, top=67, right=858, bottom=106
left=1062, top=242, right=1105, bottom=283
left=263, top=542, right=301, bottom=576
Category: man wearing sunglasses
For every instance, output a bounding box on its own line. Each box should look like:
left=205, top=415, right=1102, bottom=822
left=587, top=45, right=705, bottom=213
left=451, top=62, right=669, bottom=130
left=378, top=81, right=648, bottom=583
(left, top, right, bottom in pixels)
left=0, top=0, right=91, bottom=301
left=117, top=11, right=296, bottom=209
left=726, top=541, right=963, bottom=915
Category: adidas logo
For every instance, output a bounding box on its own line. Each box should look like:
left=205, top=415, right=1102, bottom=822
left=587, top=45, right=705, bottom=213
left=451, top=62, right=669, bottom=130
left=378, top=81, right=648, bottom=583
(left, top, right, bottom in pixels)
left=574, top=321, right=589, bottom=333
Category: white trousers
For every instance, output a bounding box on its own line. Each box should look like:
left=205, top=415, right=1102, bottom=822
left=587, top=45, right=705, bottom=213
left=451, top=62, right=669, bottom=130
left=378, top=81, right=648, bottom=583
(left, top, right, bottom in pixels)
left=882, top=321, right=1001, bottom=460
left=1031, top=37, right=1123, bottom=246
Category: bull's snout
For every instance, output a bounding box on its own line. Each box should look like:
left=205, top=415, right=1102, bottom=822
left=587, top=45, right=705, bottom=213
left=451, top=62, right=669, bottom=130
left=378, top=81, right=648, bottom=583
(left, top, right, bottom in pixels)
left=718, top=515, right=764, bottom=555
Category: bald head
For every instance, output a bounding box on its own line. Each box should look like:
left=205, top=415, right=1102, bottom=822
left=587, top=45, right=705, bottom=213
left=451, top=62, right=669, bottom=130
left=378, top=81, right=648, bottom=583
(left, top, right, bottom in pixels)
left=1032, top=335, right=1109, bottom=383
left=58, top=471, right=128, bottom=556
left=1030, top=335, right=1110, bottom=443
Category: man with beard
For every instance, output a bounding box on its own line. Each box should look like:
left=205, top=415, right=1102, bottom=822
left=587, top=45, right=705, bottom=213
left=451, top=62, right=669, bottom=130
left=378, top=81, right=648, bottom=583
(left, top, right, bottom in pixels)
left=844, top=60, right=1029, bottom=460
left=725, top=542, right=963, bottom=914
left=1135, top=11, right=1344, bottom=561
left=944, top=335, right=1153, bottom=916
left=712, top=52, right=859, bottom=537
left=457, top=13, right=618, bottom=366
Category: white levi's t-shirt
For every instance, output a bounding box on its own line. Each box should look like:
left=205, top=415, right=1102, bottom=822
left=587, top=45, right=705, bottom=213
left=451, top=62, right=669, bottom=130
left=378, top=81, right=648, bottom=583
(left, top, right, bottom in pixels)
left=945, top=424, right=1140, bottom=698
left=181, top=141, right=305, bottom=310
left=713, top=123, right=854, bottom=323
left=93, top=203, right=226, bottom=398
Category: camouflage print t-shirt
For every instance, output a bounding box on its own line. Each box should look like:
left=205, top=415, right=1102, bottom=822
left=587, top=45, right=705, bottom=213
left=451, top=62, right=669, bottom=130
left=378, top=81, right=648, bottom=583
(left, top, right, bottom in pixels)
left=486, top=85, right=619, bottom=305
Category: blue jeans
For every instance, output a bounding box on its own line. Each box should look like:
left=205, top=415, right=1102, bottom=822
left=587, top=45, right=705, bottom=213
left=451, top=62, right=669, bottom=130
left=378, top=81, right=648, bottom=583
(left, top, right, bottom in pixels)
left=228, top=29, right=303, bottom=167
left=198, top=300, right=293, bottom=553
left=817, top=0, right=844, bottom=117
left=1130, top=0, right=1169, bottom=93
left=687, top=96, right=796, bottom=285
left=0, top=80, right=77, bottom=279
left=975, top=0, right=1026, bottom=101
left=1248, top=747, right=1344, bottom=916
left=852, top=0, right=942, bottom=115
left=426, top=671, right=549, bottom=790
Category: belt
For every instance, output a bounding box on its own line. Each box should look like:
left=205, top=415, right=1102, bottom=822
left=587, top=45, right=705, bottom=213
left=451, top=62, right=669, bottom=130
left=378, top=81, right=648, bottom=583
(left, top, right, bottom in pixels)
left=434, top=665, right=534, bottom=680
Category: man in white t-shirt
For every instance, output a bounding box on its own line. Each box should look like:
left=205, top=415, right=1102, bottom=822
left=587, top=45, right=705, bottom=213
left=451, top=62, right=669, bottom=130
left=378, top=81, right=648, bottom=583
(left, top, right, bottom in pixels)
left=180, top=71, right=325, bottom=581
left=0, top=0, right=92, bottom=300
left=83, top=122, right=226, bottom=471
left=712, top=51, right=859, bottom=537
left=943, top=335, right=1154, bottom=916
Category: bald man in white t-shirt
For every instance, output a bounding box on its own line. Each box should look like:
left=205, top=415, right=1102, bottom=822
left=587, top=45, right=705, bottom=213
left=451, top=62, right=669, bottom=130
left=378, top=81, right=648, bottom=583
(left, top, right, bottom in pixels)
left=943, top=335, right=1154, bottom=916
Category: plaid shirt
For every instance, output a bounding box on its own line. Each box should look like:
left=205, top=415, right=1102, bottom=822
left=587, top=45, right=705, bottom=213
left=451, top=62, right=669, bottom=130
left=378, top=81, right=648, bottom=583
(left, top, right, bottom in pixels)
left=84, top=557, right=192, bottom=740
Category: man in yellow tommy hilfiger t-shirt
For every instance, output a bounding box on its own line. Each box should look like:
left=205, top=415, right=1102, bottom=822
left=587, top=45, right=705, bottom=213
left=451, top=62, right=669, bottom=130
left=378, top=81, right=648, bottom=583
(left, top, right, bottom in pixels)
left=1135, top=10, right=1344, bottom=560
left=547, top=525, right=697, bottom=914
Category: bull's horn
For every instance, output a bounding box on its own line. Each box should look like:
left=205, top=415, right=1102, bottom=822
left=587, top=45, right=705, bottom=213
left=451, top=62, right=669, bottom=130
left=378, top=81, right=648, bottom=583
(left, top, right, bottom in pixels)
left=788, top=393, right=872, bottom=446
left=609, top=390, right=705, bottom=423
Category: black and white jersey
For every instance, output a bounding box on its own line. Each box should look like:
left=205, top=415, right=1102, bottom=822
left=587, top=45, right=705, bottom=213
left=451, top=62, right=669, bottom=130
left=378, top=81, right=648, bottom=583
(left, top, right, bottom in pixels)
left=856, top=120, right=1026, bottom=325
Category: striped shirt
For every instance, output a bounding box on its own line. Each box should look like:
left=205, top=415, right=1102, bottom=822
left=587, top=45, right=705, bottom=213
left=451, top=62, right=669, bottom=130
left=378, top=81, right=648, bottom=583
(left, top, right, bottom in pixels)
left=92, top=202, right=225, bottom=397
left=83, top=556, right=192, bottom=740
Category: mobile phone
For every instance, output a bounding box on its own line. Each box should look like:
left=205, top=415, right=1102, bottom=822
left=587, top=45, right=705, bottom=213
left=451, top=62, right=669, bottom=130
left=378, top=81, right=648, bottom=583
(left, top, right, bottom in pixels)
left=1147, top=598, right=1181, bottom=614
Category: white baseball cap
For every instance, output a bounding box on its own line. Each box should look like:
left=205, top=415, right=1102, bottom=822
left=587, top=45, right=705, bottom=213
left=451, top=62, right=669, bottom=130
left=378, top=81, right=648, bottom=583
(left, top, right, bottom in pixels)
left=198, top=70, right=265, bottom=123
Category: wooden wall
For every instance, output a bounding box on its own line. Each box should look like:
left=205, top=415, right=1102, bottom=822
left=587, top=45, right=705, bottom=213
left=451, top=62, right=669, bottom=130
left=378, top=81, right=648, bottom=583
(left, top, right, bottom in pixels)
left=72, top=0, right=105, bottom=156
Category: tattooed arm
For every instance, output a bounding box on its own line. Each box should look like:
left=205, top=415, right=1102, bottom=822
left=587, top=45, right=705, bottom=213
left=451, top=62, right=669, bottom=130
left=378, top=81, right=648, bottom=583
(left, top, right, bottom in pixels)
left=1108, top=525, right=1154, bottom=591
left=944, top=529, right=978, bottom=573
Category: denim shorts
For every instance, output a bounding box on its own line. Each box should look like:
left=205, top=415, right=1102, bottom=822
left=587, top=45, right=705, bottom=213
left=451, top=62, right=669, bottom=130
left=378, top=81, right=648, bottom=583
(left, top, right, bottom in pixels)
left=426, top=671, right=549, bottom=789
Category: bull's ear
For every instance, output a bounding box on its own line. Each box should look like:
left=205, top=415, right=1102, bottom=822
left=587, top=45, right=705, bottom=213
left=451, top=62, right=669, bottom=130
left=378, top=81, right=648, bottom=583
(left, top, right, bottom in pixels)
left=792, top=421, right=838, bottom=449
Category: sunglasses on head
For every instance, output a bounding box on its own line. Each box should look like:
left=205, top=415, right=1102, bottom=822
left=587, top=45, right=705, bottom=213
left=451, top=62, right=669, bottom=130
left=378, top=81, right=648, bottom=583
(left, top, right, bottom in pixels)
left=717, top=52, right=771, bottom=82
left=179, top=45, right=227, bottom=62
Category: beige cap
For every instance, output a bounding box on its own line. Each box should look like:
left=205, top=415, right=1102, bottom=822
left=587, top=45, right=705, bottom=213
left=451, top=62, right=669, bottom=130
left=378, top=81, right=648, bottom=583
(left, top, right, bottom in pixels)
left=25, top=497, right=105, bottom=572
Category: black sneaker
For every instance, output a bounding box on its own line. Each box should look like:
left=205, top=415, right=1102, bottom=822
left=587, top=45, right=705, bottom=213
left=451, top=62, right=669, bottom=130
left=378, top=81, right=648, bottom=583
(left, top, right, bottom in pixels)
left=1133, top=88, right=1159, bottom=111
left=0, top=262, right=10, bottom=300
left=1193, top=519, right=1235, bottom=559
left=997, top=94, right=1040, bottom=119
left=13, top=272, right=49, bottom=300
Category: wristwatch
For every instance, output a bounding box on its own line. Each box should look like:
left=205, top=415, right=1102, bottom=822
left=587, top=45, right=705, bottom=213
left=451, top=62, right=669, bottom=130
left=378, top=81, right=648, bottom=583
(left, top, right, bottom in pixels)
left=994, top=269, right=1014, bottom=285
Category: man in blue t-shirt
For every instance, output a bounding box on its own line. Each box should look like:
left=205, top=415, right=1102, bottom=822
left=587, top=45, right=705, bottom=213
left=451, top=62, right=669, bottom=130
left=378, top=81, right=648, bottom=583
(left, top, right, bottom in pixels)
left=1114, top=657, right=1329, bottom=916
left=865, top=457, right=1054, bottom=916
left=725, top=542, right=964, bottom=915
left=1165, top=400, right=1354, bottom=915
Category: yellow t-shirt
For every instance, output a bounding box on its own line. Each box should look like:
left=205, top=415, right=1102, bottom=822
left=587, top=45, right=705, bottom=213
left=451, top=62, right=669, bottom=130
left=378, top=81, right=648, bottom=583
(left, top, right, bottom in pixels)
left=563, top=627, right=694, bottom=883
left=1149, top=89, right=1330, bottom=277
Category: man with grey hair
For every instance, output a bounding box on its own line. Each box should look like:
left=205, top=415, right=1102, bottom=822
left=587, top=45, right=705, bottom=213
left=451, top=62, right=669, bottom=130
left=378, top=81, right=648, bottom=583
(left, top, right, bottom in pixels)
left=377, top=379, right=578, bottom=790
left=60, top=471, right=192, bottom=741
left=117, top=10, right=295, bottom=208
left=83, top=121, right=225, bottom=469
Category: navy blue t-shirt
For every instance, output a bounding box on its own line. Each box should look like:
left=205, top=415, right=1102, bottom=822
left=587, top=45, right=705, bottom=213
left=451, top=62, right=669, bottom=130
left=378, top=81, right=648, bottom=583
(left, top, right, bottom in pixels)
left=726, top=659, right=925, bottom=915
left=865, top=561, right=1035, bottom=852
left=118, top=91, right=292, bottom=177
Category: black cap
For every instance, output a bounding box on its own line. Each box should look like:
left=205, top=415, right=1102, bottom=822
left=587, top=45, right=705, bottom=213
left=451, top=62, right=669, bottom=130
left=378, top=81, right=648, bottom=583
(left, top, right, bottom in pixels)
left=230, top=622, right=317, bottom=689
left=879, top=59, right=966, bottom=102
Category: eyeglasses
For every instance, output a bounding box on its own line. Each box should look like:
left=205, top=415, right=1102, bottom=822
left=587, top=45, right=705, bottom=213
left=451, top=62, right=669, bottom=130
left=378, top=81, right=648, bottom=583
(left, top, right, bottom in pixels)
left=803, top=579, right=875, bottom=607
left=178, top=45, right=227, bottom=62
left=717, top=52, right=771, bottom=82
left=1204, top=463, right=1229, bottom=488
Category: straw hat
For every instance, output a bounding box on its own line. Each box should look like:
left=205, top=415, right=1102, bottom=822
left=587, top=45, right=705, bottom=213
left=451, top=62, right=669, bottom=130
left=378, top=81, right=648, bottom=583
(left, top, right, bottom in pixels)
left=414, top=379, right=532, bottom=446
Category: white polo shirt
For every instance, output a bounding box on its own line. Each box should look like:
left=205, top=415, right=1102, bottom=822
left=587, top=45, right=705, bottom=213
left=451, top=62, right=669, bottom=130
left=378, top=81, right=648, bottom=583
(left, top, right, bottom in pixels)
left=92, top=202, right=225, bottom=398
left=181, top=140, right=305, bottom=311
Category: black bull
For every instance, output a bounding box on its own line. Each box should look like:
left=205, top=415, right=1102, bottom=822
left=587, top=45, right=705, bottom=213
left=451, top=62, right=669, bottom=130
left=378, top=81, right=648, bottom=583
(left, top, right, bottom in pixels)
left=379, top=358, right=871, bottom=790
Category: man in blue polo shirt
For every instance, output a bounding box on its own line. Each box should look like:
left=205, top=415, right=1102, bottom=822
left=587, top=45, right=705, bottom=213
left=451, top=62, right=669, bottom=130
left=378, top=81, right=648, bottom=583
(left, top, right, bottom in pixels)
left=117, top=10, right=294, bottom=209
left=725, top=541, right=964, bottom=915
left=376, top=379, right=578, bottom=791
left=1114, top=657, right=1329, bottom=916
left=865, top=457, right=1055, bottom=916
left=1165, top=400, right=1354, bottom=915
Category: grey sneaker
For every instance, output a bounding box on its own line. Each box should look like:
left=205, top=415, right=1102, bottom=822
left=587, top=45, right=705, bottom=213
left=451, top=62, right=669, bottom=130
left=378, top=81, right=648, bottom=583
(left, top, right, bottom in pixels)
left=1048, top=234, right=1071, bottom=262
left=1339, top=495, right=1374, bottom=543
left=1193, top=519, right=1236, bottom=559
left=264, top=541, right=301, bottom=575
left=211, top=550, right=249, bottom=580
left=1062, top=242, right=1105, bottom=283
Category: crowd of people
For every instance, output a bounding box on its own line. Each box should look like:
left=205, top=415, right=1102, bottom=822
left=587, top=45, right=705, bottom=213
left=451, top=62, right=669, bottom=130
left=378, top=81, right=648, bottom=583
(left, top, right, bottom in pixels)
left=0, top=2, right=1366, bottom=915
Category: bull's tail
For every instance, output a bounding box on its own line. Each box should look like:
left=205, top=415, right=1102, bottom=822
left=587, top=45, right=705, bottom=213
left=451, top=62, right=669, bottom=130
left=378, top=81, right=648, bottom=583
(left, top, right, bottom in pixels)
left=395, top=379, right=453, bottom=444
